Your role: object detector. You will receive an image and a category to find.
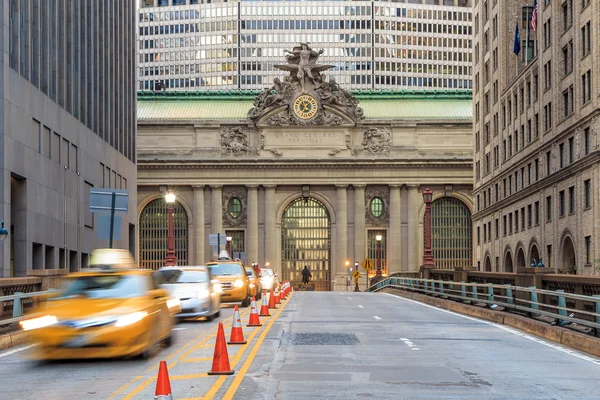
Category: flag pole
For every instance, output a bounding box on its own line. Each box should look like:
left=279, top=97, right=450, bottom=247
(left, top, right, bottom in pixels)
left=525, top=4, right=530, bottom=66
left=515, top=16, right=519, bottom=75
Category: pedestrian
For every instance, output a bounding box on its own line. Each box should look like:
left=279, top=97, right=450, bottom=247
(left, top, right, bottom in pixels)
left=301, top=265, right=312, bottom=286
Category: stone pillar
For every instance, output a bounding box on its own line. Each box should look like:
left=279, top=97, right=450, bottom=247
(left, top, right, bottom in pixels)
left=264, top=185, right=277, bottom=269
left=407, top=185, right=420, bottom=272
left=247, top=185, right=259, bottom=265
left=354, top=185, right=366, bottom=268
left=335, top=185, right=348, bottom=291
left=192, top=185, right=205, bottom=264
left=389, top=185, right=402, bottom=274
left=210, top=185, right=223, bottom=257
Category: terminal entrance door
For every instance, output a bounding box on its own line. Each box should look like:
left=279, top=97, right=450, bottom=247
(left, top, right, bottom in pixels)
left=281, top=198, right=331, bottom=291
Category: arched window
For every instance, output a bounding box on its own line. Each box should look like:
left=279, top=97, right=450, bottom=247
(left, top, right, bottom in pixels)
left=370, top=196, right=384, bottom=218
left=228, top=197, right=242, bottom=219
left=139, top=198, right=189, bottom=270
left=426, top=197, right=472, bottom=269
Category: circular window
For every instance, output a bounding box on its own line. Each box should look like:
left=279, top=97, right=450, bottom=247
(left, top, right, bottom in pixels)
left=228, top=197, right=242, bottom=219
left=370, top=197, right=384, bottom=218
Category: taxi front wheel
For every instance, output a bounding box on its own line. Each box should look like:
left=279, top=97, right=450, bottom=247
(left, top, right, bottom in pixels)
left=241, top=292, right=251, bottom=307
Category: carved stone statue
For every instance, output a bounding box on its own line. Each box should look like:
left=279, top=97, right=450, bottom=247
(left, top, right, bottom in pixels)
left=276, top=43, right=334, bottom=93
left=220, top=127, right=248, bottom=154
left=361, top=128, right=392, bottom=154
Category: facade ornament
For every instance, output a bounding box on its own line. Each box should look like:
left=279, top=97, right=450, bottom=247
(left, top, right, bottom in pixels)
left=328, top=148, right=342, bottom=156
left=220, top=127, right=248, bottom=154
left=222, top=189, right=248, bottom=227
left=365, top=188, right=390, bottom=225
left=268, top=148, right=283, bottom=157
left=360, top=127, right=392, bottom=154
left=247, top=44, right=364, bottom=126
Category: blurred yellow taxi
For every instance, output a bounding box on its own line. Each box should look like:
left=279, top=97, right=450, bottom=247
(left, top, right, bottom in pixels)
left=19, top=249, right=180, bottom=360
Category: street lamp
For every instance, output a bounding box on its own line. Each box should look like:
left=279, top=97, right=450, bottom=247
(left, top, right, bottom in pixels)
left=0, top=221, right=8, bottom=242
left=164, top=192, right=178, bottom=266
left=422, top=188, right=435, bottom=268
left=354, top=261, right=360, bottom=292
left=226, top=234, right=232, bottom=256
left=376, top=234, right=383, bottom=277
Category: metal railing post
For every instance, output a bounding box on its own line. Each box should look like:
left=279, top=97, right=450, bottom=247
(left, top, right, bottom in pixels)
left=439, top=281, right=445, bottom=295
left=12, top=292, right=23, bottom=318
left=471, top=283, right=478, bottom=301
left=505, top=285, right=514, bottom=305
left=556, top=289, right=568, bottom=318
left=460, top=282, right=466, bottom=300
left=529, top=286, right=539, bottom=315
left=487, top=283, right=494, bottom=303
left=594, top=295, right=600, bottom=338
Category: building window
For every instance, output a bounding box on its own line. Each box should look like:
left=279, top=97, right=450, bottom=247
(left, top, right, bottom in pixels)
left=568, top=137, right=574, bottom=163
left=370, top=197, right=384, bottom=218
left=544, top=19, right=551, bottom=49
left=509, top=213, right=513, bottom=235
left=228, top=197, right=242, bottom=219
left=503, top=215, right=507, bottom=236
left=559, top=190, right=565, bottom=217
left=569, top=186, right=575, bottom=214
left=495, top=218, right=499, bottom=239
left=527, top=204, right=532, bottom=228
left=582, top=70, right=591, bottom=104
left=584, top=179, right=591, bottom=209
left=546, top=151, right=551, bottom=175
left=559, top=143, right=564, bottom=168
left=584, top=127, right=590, bottom=155
left=581, top=21, right=591, bottom=57
left=534, top=201, right=540, bottom=225
left=544, top=102, right=552, bottom=130
left=367, top=230, right=387, bottom=277
left=225, top=230, right=246, bottom=258
left=427, top=198, right=472, bottom=269
left=585, top=236, right=591, bottom=264
left=515, top=209, right=519, bottom=231
left=546, top=196, right=552, bottom=222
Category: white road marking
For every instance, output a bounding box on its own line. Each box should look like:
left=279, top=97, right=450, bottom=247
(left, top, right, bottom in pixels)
left=382, top=292, right=600, bottom=365
left=373, top=316, right=382, bottom=320
left=0, top=344, right=35, bottom=359
left=348, top=297, right=352, bottom=300
left=412, top=348, right=420, bottom=351
left=358, top=305, right=364, bottom=309
left=172, top=327, right=187, bottom=331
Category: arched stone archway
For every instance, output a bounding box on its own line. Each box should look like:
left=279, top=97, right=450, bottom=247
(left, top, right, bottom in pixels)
left=504, top=251, right=514, bottom=273
left=139, top=198, right=189, bottom=270
left=281, top=197, right=331, bottom=290
left=484, top=256, right=492, bottom=272
left=530, top=244, right=540, bottom=266
left=516, top=247, right=526, bottom=270
left=561, top=236, right=577, bottom=274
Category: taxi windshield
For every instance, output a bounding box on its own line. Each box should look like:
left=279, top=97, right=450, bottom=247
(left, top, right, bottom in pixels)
left=54, top=275, right=146, bottom=299
left=209, top=263, right=243, bottom=276
left=156, top=270, right=208, bottom=284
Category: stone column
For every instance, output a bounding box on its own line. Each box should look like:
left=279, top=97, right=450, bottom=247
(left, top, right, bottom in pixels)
left=335, top=185, right=348, bottom=291
left=264, top=185, right=277, bottom=268
left=210, top=185, right=223, bottom=257
left=354, top=185, right=366, bottom=268
left=389, top=185, right=402, bottom=273
left=247, top=185, right=259, bottom=265
left=192, top=185, right=205, bottom=264
left=407, top=185, right=420, bottom=272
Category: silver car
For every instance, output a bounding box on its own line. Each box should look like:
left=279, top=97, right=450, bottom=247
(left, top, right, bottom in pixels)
left=154, top=266, right=221, bottom=321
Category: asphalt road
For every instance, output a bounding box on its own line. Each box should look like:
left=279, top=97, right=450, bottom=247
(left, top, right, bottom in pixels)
left=0, top=292, right=599, bottom=399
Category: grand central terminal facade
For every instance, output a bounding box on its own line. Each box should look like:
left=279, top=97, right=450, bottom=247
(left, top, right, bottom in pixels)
left=136, top=45, right=474, bottom=290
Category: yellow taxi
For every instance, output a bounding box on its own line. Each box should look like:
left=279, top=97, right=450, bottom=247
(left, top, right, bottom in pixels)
left=245, top=267, right=262, bottom=299
left=19, top=249, right=181, bottom=360
left=207, top=252, right=251, bottom=307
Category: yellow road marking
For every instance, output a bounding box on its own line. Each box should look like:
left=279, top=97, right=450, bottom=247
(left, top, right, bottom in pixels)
left=122, top=377, right=154, bottom=400
left=171, top=373, right=210, bottom=380
left=221, top=293, right=293, bottom=399
left=180, top=357, right=212, bottom=363
left=106, top=376, right=143, bottom=400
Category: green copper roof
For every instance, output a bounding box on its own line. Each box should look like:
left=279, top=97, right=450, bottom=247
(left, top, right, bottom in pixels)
left=137, top=90, right=472, bottom=121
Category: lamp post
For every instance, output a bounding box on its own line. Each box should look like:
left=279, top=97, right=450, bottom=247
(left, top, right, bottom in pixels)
left=422, top=188, right=435, bottom=268
left=354, top=261, right=360, bottom=292
left=376, top=234, right=383, bottom=277
left=226, top=234, right=232, bottom=256
left=164, top=192, right=178, bottom=266
left=0, top=222, right=8, bottom=243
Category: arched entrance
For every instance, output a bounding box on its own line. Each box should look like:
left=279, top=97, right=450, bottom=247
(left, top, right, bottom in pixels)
left=516, top=247, right=526, bottom=269
left=561, top=236, right=576, bottom=274
left=484, top=256, right=492, bottom=271
left=139, top=198, right=189, bottom=270
left=281, top=198, right=331, bottom=291
left=530, top=244, right=540, bottom=265
left=427, top=197, right=472, bottom=269
left=504, top=251, right=514, bottom=272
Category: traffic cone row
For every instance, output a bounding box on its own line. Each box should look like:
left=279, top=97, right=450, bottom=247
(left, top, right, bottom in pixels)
left=259, top=292, right=271, bottom=316
left=247, top=297, right=262, bottom=327
left=154, top=361, right=173, bottom=399
left=228, top=305, right=247, bottom=345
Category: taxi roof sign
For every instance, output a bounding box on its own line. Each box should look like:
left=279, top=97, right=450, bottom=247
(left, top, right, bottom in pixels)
left=89, top=249, right=136, bottom=269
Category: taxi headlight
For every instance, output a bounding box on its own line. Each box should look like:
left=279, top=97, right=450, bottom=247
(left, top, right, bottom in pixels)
left=214, top=283, right=223, bottom=294
left=19, top=315, right=58, bottom=331
left=167, top=298, right=180, bottom=309
left=233, top=279, right=244, bottom=288
left=115, top=311, right=147, bottom=327
left=262, top=276, right=273, bottom=287
left=196, top=289, right=209, bottom=299
left=249, top=283, right=255, bottom=288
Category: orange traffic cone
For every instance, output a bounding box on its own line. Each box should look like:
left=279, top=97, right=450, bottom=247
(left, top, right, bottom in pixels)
left=268, top=289, right=277, bottom=309
left=154, top=360, right=173, bottom=400
left=208, top=322, right=234, bottom=375
left=259, top=292, right=270, bottom=316
left=275, top=287, right=281, bottom=305
left=247, top=297, right=262, bottom=327
left=228, top=305, right=247, bottom=345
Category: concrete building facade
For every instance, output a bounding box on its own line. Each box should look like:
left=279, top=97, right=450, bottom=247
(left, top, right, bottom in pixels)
left=472, top=0, right=600, bottom=275
left=1, top=1, right=137, bottom=277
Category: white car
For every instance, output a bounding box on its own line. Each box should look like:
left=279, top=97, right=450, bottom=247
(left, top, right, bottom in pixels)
left=260, top=268, right=280, bottom=291
left=154, top=266, right=221, bottom=321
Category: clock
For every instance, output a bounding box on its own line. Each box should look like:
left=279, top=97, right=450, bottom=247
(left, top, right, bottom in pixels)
left=292, top=94, right=319, bottom=120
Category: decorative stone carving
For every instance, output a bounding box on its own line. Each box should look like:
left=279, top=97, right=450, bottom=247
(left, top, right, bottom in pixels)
left=222, top=190, right=247, bottom=227
left=268, top=148, right=283, bottom=157
left=361, top=127, right=392, bottom=154
left=247, top=43, right=364, bottom=126
left=365, top=189, right=390, bottom=226
left=220, top=127, right=248, bottom=154
left=258, top=132, right=283, bottom=156
left=328, top=148, right=342, bottom=156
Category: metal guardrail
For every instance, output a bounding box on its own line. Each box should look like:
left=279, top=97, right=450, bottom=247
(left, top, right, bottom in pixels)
left=368, top=277, right=600, bottom=337
left=0, top=290, right=57, bottom=327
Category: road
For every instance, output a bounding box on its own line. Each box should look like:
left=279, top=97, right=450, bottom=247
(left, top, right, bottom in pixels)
left=0, top=292, right=599, bottom=399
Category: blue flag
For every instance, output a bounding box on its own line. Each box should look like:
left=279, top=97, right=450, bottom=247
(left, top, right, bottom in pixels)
left=513, top=23, right=521, bottom=55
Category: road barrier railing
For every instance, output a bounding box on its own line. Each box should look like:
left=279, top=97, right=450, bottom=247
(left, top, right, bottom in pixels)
left=368, top=277, right=600, bottom=337
left=0, top=290, right=58, bottom=327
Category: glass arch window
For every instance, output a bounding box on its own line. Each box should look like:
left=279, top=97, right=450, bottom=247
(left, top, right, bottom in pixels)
left=139, top=198, right=189, bottom=270
left=370, top=197, right=384, bottom=218
left=425, top=197, right=472, bottom=269
left=228, top=197, right=242, bottom=219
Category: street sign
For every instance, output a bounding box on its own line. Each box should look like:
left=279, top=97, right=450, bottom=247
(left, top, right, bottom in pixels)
left=361, top=258, right=374, bottom=271
left=89, top=189, right=129, bottom=214
left=97, top=215, right=122, bottom=241
left=208, top=234, right=227, bottom=246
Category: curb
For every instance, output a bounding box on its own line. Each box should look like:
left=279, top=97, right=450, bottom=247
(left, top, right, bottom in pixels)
left=0, top=330, right=29, bottom=352
left=383, top=288, right=600, bottom=358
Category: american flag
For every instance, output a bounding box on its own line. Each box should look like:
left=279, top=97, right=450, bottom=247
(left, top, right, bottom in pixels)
left=530, top=0, right=538, bottom=31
